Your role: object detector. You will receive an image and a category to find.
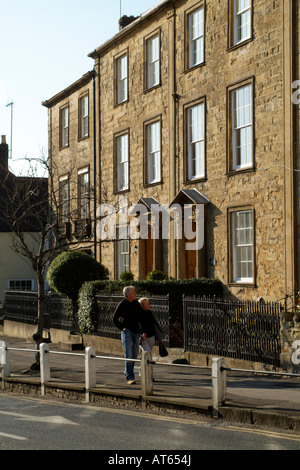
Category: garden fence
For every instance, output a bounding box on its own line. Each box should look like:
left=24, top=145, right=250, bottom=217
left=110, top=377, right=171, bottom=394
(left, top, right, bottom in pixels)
left=4, top=291, right=282, bottom=365
left=183, top=296, right=282, bottom=367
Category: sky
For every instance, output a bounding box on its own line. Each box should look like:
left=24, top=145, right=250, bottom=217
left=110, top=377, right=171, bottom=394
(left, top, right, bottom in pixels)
left=0, top=0, right=158, bottom=176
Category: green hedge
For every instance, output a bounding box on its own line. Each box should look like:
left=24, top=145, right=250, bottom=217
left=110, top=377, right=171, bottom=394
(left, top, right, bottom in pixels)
left=46, top=251, right=109, bottom=302
left=77, top=277, right=223, bottom=335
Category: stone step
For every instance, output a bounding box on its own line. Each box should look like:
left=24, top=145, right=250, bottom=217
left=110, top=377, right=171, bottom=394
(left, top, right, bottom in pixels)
left=27, top=330, right=51, bottom=344
left=152, top=347, right=187, bottom=364
left=58, top=340, right=85, bottom=352
left=67, top=334, right=83, bottom=343
left=58, top=335, right=84, bottom=351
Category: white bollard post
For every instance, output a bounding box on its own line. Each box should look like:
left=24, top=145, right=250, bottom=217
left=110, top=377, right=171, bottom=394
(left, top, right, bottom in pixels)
left=212, top=357, right=227, bottom=418
left=0, top=341, right=10, bottom=378
left=40, top=343, right=50, bottom=396
left=141, top=351, right=153, bottom=397
left=85, top=347, right=96, bottom=402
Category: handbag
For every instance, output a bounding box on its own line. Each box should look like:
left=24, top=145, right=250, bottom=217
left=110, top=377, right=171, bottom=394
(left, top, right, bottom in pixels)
left=159, top=342, right=168, bottom=357
left=154, top=324, right=164, bottom=342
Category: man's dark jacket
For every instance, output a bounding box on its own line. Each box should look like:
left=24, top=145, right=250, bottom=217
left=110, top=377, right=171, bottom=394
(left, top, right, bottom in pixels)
left=113, top=298, right=144, bottom=334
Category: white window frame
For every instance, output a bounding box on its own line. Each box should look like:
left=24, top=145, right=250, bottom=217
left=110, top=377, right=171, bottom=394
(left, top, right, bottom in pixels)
left=147, top=34, right=160, bottom=89
left=80, top=94, right=89, bottom=138
left=188, top=6, right=204, bottom=68
left=117, top=54, right=128, bottom=104
left=232, top=210, right=253, bottom=283
left=118, top=225, right=130, bottom=278
left=78, top=168, right=90, bottom=220
left=187, top=101, right=205, bottom=180
left=8, top=279, right=35, bottom=291
left=61, top=106, right=69, bottom=148
left=116, top=133, right=129, bottom=192
left=146, top=120, right=161, bottom=184
left=59, top=175, right=69, bottom=223
left=232, top=83, right=252, bottom=170
left=234, top=0, right=251, bottom=45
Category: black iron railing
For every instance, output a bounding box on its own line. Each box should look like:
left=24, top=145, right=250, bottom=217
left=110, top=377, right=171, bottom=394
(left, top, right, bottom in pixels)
left=95, top=294, right=170, bottom=347
left=4, top=291, right=170, bottom=346
left=4, top=291, right=283, bottom=365
left=4, top=291, right=39, bottom=326
left=183, top=296, right=282, bottom=366
left=4, top=291, right=73, bottom=332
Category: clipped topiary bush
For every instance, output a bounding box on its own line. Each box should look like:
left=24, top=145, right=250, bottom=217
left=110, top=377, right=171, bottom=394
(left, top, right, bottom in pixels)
left=145, top=269, right=167, bottom=281
left=120, top=270, right=134, bottom=282
left=46, top=251, right=109, bottom=303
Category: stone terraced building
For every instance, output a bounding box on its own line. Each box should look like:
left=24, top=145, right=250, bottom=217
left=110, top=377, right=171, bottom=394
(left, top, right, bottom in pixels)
left=43, top=0, right=299, bottom=303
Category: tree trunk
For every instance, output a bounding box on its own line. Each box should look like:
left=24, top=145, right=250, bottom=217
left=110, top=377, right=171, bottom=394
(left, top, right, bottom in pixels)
left=32, top=273, right=45, bottom=369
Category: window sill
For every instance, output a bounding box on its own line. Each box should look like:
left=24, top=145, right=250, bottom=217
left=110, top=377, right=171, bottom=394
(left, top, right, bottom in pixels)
left=226, top=166, right=255, bottom=177
left=227, top=282, right=256, bottom=289
left=114, top=99, right=129, bottom=109
left=59, top=145, right=69, bottom=151
left=143, top=180, right=163, bottom=188
left=114, top=188, right=130, bottom=195
left=143, top=83, right=162, bottom=94
left=227, top=37, right=253, bottom=53
left=184, top=61, right=206, bottom=74
left=183, top=176, right=206, bottom=185
left=78, top=135, right=90, bottom=142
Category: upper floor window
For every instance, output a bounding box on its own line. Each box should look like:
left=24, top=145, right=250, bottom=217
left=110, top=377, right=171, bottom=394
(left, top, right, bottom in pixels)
left=79, top=94, right=89, bottom=139
left=60, top=106, right=69, bottom=148
left=229, top=0, right=252, bottom=48
left=227, top=79, right=254, bottom=172
left=186, top=5, right=204, bottom=69
left=144, top=119, right=161, bottom=185
left=186, top=100, right=205, bottom=181
left=146, top=33, right=160, bottom=90
left=234, top=0, right=251, bottom=44
left=115, top=132, right=129, bottom=192
left=116, top=53, right=128, bottom=105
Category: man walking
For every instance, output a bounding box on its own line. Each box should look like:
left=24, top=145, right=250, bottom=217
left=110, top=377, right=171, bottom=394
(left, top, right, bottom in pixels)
left=113, top=286, right=145, bottom=385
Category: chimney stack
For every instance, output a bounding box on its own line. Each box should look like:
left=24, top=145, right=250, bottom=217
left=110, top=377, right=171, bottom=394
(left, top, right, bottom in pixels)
left=0, top=135, right=9, bottom=170
left=119, top=15, right=138, bottom=31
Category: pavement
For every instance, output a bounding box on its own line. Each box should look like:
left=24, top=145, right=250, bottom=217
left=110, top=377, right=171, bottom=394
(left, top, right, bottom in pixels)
left=1, top=335, right=300, bottom=431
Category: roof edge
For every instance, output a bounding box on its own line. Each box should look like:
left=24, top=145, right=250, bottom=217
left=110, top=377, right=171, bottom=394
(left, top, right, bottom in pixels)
left=42, top=70, right=95, bottom=108
left=88, top=0, right=172, bottom=59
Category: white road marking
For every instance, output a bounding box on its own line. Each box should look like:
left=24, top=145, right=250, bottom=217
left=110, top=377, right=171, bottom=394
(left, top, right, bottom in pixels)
left=0, top=410, right=78, bottom=425
left=0, top=431, right=27, bottom=441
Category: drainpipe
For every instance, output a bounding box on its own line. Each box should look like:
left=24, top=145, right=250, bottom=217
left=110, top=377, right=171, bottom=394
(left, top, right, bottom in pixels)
left=92, top=60, right=102, bottom=263
left=169, top=3, right=178, bottom=279
left=173, top=92, right=179, bottom=279
left=167, top=5, right=177, bottom=278
left=173, top=92, right=179, bottom=195
left=92, top=69, right=97, bottom=259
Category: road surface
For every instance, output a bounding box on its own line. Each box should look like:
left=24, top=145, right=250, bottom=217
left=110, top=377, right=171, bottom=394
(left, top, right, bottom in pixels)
left=0, top=395, right=299, bottom=454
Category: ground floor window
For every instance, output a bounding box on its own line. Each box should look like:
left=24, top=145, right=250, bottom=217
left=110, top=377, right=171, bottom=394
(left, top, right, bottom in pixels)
left=229, top=208, right=254, bottom=284
left=8, top=279, right=34, bottom=291
left=117, top=225, right=130, bottom=278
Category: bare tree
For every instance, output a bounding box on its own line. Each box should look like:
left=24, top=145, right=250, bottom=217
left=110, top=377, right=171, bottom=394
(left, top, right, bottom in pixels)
left=0, top=148, right=141, bottom=368
left=0, top=153, right=98, bottom=368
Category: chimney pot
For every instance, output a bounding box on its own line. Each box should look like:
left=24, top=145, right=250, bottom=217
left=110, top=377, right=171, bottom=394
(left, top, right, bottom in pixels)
left=0, top=135, right=8, bottom=170
left=119, top=15, right=138, bottom=30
